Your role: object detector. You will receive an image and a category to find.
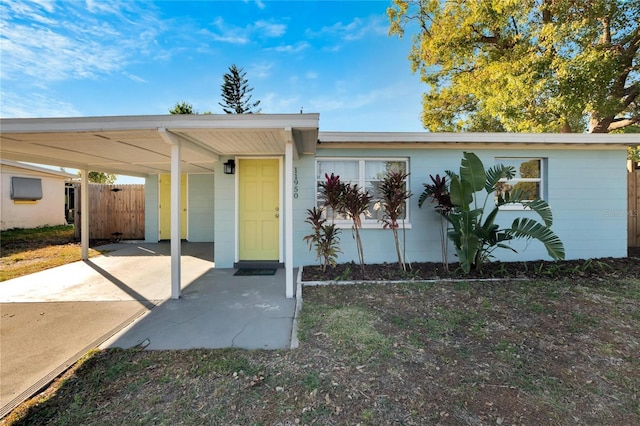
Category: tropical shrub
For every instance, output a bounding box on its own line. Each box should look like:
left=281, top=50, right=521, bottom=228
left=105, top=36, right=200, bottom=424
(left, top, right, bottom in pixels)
left=423, top=152, right=565, bottom=273
left=318, top=173, right=344, bottom=223
left=419, top=174, right=452, bottom=271
left=378, top=170, right=412, bottom=271
left=303, top=207, right=341, bottom=272
left=341, top=182, right=373, bottom=274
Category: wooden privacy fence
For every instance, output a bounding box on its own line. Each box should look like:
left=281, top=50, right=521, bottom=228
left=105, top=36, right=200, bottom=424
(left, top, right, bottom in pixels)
left=78, top=184, right=145, bottom=240
left=629, top=169, right=640, bottom=247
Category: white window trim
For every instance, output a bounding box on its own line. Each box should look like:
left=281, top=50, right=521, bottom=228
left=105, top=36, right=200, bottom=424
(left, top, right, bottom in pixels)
left=316, top=157, right=411, bottom=229
left=496, top=157, right=545, bottom=211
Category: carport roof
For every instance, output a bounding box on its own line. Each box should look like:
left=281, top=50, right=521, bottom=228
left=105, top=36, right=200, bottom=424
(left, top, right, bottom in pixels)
left=0, top=114, right=320, bottom=177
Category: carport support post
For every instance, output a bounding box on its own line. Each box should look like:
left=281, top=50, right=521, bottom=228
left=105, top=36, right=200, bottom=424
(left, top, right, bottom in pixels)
left=170, top=142, right=182, bottom=299
left=158, top=128, right=184, bottom=300
left=80, top=168, right=89, bottom=260
left=285, top=139, right=294, bottom=298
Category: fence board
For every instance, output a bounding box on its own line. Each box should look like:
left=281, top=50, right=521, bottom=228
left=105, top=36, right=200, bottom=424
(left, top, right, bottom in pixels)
left=629, top=171, right=640, bottom=248
left=88, top=184, right=145, bottom=240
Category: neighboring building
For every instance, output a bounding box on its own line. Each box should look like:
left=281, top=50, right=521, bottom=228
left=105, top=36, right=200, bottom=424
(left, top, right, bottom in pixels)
left=0, top=160, right=76, bottom=231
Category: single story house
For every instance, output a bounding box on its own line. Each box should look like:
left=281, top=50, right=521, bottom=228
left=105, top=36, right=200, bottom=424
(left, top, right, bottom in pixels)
left=0, top=159, right=76, bottom=231
left=0, top=114, right=636, bottom=298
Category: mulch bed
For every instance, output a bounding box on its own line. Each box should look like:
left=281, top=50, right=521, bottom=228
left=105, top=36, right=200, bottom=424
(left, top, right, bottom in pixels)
left=302, top=248, right=640, bottom=282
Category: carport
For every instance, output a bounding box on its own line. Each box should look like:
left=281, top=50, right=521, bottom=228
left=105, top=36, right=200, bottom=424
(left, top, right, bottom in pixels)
left=0, top=114, right=319, bottom=299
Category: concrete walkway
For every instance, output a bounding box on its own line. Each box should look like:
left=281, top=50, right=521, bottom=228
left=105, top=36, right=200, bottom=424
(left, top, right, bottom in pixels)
left=0, top=242, right=296, bottom=417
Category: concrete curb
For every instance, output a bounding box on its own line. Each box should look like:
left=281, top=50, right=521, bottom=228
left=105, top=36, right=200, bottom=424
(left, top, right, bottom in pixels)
left=289, top=268, right=304, bottom=350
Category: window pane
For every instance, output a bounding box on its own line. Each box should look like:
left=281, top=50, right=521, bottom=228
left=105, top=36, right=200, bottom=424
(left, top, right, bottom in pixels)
left=513, top=181, right=540, bottom=200
left=496, top=180, right=540, bottom=200
left=498, top=159, right=540, bottom=179
left=316, top=159, right=409, bottom=224
left=317, top=160, right=358, bottom=181
left=364, top=161, right=405, bottom=180
left=365, top=180, right=382, bottom=199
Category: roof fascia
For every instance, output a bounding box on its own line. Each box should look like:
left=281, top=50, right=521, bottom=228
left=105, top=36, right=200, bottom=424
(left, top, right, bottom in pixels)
left=318, top=131, right=638, bottom=147
left=0, top=159, right=77, bottom=178
left=1, top=113, right=320, bottom=133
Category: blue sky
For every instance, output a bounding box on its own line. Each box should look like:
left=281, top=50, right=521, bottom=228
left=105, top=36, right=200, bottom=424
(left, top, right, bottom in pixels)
left=1, top=0, right=425, bottom=181
left=1, top=0, right=424, bottom=128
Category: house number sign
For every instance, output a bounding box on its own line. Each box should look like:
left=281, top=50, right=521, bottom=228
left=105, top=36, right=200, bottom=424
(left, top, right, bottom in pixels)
left=293, top=167, right=299, bottom=199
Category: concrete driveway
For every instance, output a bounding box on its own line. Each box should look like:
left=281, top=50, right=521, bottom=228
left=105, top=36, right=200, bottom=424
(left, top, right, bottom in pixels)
left=0, top=242, right=296, bottom=418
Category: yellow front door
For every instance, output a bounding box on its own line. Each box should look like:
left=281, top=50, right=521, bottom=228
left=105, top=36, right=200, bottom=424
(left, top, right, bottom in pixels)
left=239, top=159, right=279, bottom=260
left=159, top=174, right=187, bottom=240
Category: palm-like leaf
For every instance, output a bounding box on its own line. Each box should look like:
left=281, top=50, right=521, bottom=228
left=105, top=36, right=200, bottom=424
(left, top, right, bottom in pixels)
left=485, top=164, right=515, bottom=193
left=448, top=209, right=482, bottom=272
left=522, top=198, right=554, bottom=227
left=448, top=174, right=472, bottom=208
left=509, top=218, right=565, bottom=260
left=460, top=152, right=486, bottom=192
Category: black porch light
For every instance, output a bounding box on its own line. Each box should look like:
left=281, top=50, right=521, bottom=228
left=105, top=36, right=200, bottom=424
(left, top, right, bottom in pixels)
left=223, top=159, right=235, bottom=175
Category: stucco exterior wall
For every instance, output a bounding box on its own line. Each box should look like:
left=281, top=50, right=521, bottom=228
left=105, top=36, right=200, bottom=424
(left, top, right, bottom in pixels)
left=144, top=175, right=159, bottom=242
left=0, top=167, right=68, bottom=231
left=291, top=147, right=628, bottom=267
left=145, top=173, right=215, bottom=243
left=188, top=174, right=215, bottom=242
left=213, top=158, right=236, bottom=267
left=143, top=146, right=627, bottom=269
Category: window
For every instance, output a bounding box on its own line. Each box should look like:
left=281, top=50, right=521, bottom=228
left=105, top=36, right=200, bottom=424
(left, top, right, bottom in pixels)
left=495, top=158, right=544, bottom=205
left=316, top=158, right=409, bottom=226
left=11, top=177, right=43, bottom=201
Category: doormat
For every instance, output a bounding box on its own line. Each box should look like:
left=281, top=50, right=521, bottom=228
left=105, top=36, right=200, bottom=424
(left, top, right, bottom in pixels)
left=234, top=269, right=277, bottom=276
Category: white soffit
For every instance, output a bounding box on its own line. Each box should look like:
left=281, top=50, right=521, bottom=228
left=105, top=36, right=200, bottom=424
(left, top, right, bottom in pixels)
left=0, top=114, right=320, bottom=176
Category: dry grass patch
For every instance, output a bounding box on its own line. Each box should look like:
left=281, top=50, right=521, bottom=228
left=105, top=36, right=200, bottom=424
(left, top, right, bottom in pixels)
left=5, top=277, right=639, bottom=425
left=0, top=225, right=103, bottom=281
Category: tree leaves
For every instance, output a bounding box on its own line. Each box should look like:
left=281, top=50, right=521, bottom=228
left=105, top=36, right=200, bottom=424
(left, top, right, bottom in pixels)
left=388, top=0, right=640, bottom=133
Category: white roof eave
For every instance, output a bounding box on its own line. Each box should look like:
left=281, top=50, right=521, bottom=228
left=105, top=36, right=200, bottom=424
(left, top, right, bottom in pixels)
left=318, top=131, right=639, bottom=146
left=1, top=113, right=321, bottom=134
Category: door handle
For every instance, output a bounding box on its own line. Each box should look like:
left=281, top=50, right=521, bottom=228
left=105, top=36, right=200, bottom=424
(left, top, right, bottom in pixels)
left=275, top=213, right=279, bottom=218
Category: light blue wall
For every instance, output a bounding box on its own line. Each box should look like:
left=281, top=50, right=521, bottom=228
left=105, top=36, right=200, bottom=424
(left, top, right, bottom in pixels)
left=213, top=159, right=236, bottom=267
left=144, top=175, right=159, bottom=242
left=145, top=173, right=215, bottom=243
left=145, top=147, right=628, bottom=268
left=188, top=174, right=214, bottom=242
left=292, top=147, right=628, bottom=267
left=292, top=155, right=317, bottom=267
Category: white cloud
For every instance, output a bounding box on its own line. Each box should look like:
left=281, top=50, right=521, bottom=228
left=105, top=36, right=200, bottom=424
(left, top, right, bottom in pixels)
left=249, top=63, right=274, bottom=79
left=259, top=92, right=301, bottom=114
left=271, top=42, right=310, bottom=54
left=244, top=0, right=266, bottom=10
left=205, top=17, right=251, bottom=44
left=309, top=83, right=405, bottom=112
left=29, top=0, right=55, bottom=13
left=0, top=91, right=80, bottom=118
left=309, top=15, right=388, bottom=41
left=0, top=1, right=165, bottom=83
left=254, top=20, right=286, bottom=37
left=122, top=72, right=147, bottom=83
left=205, top=17, right=287, bottom=45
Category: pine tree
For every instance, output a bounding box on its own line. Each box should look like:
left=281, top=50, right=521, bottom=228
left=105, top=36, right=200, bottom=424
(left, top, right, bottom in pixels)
left=218, top=64, right=261, bottom=114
